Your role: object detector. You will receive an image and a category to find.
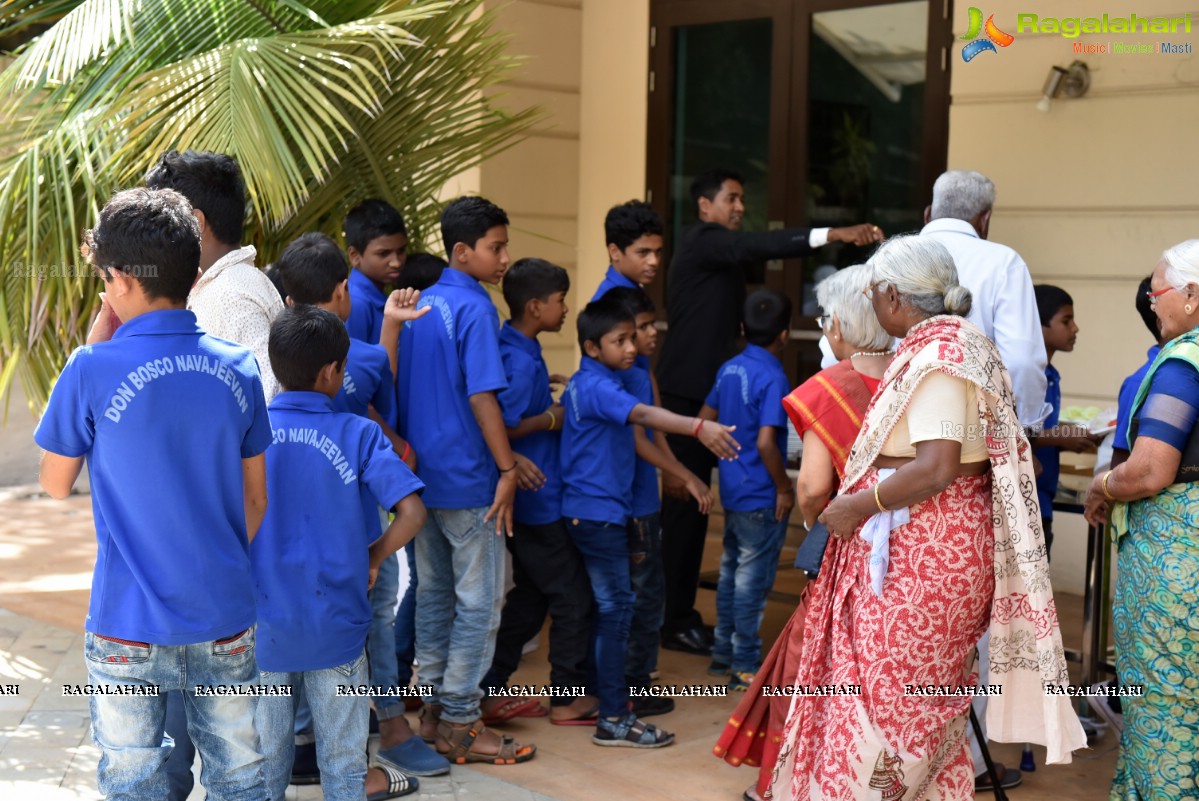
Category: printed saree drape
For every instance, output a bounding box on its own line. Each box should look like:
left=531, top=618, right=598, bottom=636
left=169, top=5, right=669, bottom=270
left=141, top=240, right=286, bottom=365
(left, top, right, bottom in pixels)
left=770, top=315, right=1085, bottom=801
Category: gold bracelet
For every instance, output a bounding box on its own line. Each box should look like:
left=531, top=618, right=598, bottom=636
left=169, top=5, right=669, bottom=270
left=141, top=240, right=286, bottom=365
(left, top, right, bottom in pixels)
left=545, top=410, right=556, bottom=431
left=874, top=483, right=889, bottom=513
left=1101, top=470, right=1115, bottom=501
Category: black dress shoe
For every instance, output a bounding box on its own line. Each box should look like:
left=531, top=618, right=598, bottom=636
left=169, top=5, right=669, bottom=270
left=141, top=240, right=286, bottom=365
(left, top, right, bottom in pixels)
left=661, top=627, right=712, bottom=656
left=629, top=695, right=675, bottom=717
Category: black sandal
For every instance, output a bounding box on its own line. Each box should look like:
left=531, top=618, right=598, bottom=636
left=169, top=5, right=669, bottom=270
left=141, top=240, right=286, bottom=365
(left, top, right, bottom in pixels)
left=592, top=713, right=674, bottom=748
left=367, top=764, right=418, bottom=800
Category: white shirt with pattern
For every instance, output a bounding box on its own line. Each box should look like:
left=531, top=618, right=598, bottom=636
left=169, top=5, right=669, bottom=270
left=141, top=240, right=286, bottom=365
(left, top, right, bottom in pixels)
left=187, top=245, right=284, bottom=401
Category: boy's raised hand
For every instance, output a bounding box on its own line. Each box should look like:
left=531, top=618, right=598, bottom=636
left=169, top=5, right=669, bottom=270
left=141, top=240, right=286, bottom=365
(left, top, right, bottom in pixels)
left=383, top=288, right=431, bottom=324
left=86, top=293, right=120, bottom=345
left=698, top=421, right=740, bottom=461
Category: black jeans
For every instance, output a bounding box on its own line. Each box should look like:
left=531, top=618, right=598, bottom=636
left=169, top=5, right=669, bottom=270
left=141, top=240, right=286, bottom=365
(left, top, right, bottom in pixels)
left=659, top=392, right=717, bottom=635
left=482, top=519, right=592, bottom=705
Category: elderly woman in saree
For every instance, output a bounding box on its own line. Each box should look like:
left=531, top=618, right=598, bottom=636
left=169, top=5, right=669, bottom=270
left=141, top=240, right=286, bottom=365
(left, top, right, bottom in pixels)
left=714, top=264, right=894, bottom=801
left=1084, top=239, right=1199, bottom=801
left=770, top=235, right=1085, bottom=801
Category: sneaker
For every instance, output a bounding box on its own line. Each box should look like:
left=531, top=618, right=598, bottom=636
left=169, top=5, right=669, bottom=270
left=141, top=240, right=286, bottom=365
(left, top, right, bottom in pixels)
left=707, top=659, right=731, bottom=677
left=728, top=671, right=755, bottom=692
left=1088, top=681, right=1123, bottom=736
left=629, top=694, right=675, bottom=717
left=592, top=713, right=674, bottom=748
left=376, top=737, right=452, bottom=777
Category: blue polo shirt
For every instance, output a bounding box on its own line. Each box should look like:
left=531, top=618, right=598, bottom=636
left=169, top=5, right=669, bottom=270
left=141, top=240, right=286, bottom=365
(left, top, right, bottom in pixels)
left=346, top=268, right=387, bottom=344
left=335, top=338, right=396, bottom=430
left=704, top=344, right=790, bottom=513
left=1114, top=345, right=1161, bottom=451
left=33, top=310, right=271, bottom=644
left=1034, top=364, right=1062, bottom=519
left=621, top=366, right=660, bottom=518
left=497, top=323, right=561, bottom=526
left=560, top=357, right=641, bottom=525
left=591, top=268, right=651, bottom=373
left=397, top=267, right=508, bottom=508
left=253, top=391, right=424, bottom=672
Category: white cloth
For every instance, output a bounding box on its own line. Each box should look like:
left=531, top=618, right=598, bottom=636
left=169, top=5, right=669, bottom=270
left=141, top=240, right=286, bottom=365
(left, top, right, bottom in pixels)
left=808, top=228, right=830, bottom=248
left=921, top=218, right=1051, bottom=428
left=817, top=334, right=838, bottom=369
left=187, top=245, right=284, bottom=401
left=856, top=467, right=909, bottom=596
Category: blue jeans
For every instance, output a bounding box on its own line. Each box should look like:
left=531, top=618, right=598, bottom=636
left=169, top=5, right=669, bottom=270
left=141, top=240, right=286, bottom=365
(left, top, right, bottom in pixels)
left=257, top=653, right=369, bottom=801
left=713, top=508, right=788, bottom=673
left=84, top=628, right=264, bottom=801
left=394, top=541, right=417, bottom=687
left=367, top=550, right=403, bottom=719
left=625, top=512, right=664, bottom=688
left=567, top=517, right=635, bottom=718
left=163, top=690, right=195, bottom=801
left=414, top=507, right=505, bottom=724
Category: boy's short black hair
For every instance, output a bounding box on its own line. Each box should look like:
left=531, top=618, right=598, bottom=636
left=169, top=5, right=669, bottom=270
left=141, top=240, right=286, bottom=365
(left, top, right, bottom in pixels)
left=604, top=286, right=655, bottom=319
left=268, top=305, right=349, bottom=392
left=398, top=252, right=447, bottom=291
left=690, top=167, right=745, bottom=206
left=1135, top=275, right=1159, bottom=341
left=1033, top=284, right=1074, bottom=327
left=502, top=258, right=570, bottom=319
left=264, top=263, right=287, bottom=303
left=604, top=201, right=664, bottom=251
left=743, top=289, right=792, bottom=346
left=343, top=199, right=407, bottom=253
left=275, top=232, right=349, bottom=305
left=144, top=150, right=246, bottom=246
left=577, top=296, right=634, bottom=350
left=440, top=196, right=509, bottom=258
left=85, top=188, right=201, bottom=305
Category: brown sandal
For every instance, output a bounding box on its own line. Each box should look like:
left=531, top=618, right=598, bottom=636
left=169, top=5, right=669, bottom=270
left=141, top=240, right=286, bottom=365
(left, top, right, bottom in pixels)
left=435, top=720, right=536, bottom=765
left=419, top=703, right=441, bottom=743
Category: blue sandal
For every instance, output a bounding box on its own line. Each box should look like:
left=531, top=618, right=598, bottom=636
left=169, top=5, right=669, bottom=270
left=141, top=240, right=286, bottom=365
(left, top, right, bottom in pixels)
left=592, top=713, right=674, bottom=748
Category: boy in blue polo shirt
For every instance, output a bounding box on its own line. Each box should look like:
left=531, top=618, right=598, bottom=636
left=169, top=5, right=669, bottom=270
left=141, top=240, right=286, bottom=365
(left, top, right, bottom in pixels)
left=253, top=305, right=427, bottom=801
left=592, top=200, right=664, bottom=305
left=562, top=296, right=739, bottom=748
left=396, top=196, right=535, bottom=764
left=698, top=289, right=795, bottom=690
left=273, top=234, right=446, bottom=778
left=35, top=188, right=270, bottom=799
left=345, top=199, right=409, bottom=343
left=479, top=258, right=598, bottom=725
left=602, top=287, right=712, bottom=717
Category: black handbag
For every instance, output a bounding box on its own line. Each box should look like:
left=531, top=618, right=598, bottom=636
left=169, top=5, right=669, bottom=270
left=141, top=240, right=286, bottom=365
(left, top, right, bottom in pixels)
left=794, top=520, right=831, bottom=578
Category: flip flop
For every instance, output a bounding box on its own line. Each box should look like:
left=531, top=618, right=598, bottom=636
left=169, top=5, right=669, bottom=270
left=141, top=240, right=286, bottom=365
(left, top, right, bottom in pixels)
left=550, top=702, right=600, bottom=726
left=366, top=763, right=418, bottom=800
left=481, top=697, right=544, bottom=725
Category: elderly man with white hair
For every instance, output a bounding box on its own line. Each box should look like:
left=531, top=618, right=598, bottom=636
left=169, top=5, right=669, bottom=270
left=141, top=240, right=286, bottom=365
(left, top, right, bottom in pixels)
left=921, top=170, right=1051, bottom=430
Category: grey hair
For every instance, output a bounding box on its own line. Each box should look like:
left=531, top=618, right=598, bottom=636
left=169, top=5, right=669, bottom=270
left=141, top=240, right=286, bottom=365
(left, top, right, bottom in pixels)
left=815, top=264, right=893, bottom=351
left=1161, top=240, right=1199, bottom=291
left=869, top=235, right=973, bottom=318
left=929, top=170, right=995, bottom=222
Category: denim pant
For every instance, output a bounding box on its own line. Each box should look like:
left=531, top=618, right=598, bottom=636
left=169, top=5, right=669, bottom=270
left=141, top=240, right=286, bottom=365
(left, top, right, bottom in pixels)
left=257, top=652, right=369, bottom=801
left=415, top=507, right=505, bottom=724
left=481, top=519, right=592, bottom=703
left=394, top=541, right=418, bottom=687
left=713, top=508, right=788, bottom=673
left=625, top=512, right=664, bottom=689
left=566, top=517, right=636, bottom=718
left=367, top=550, right=403, bottom=720
left=84, top=628, right=264, bottom=801
left=163, top=690, right=195, bottom=800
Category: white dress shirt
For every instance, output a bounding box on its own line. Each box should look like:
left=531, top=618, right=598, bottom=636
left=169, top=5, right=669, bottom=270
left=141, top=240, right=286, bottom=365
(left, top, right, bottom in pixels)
left=921, top=218, right=1051, bottom=428
left=188, top=245, right=285, bottom=401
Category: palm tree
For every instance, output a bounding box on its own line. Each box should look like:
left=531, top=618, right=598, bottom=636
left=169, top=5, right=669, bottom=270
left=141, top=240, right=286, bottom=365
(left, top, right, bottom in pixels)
left=0, top=0, right=537, bottom=411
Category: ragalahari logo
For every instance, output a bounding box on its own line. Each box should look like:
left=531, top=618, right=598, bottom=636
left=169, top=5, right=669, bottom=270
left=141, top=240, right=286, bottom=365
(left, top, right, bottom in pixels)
left=961, top=7, right=1015, bottom=61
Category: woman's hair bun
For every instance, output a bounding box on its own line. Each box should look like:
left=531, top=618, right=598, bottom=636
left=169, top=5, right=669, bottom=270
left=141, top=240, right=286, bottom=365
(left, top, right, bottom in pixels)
left=943, top=284, right=972, bottom=317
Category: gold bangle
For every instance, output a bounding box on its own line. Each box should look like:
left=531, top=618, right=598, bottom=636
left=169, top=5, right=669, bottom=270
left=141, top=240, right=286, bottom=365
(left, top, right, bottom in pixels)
left=545, top=410, right=556, bottom=431
left=1101, top=470, right=1115, bottom=502
left=874, top=483, right=889, bottom=513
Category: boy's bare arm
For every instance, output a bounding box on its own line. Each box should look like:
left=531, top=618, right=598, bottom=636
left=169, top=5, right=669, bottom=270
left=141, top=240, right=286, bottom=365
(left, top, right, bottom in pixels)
left=367, top=405, right=417, bottom=471
left=633, top=424, right=713, bottom=514
left=242, top=454, right=268, bottom=543
left=757, top=425, right=794, bottom=522
left=629, top=403, right=739, bottom=460
left=39, top=451, right=84, bottom=500
left=368, top=494, right=427, bottom=589
left=469, top=391, right=519, bottom=536
left=507, top=403, right=564, bottom=440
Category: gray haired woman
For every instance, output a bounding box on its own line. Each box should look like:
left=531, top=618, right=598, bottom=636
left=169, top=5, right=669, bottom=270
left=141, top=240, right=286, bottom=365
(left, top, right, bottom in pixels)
left=771, top=235, right=1084, bottom=801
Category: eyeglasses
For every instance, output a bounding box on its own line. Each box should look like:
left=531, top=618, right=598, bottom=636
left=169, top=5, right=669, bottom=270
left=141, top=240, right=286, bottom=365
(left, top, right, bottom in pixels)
left=862, top=281, right=883, bottom=299
left=816, top=314, right=831, bottom=329
left=1146, top=286, right=1177, bottom=307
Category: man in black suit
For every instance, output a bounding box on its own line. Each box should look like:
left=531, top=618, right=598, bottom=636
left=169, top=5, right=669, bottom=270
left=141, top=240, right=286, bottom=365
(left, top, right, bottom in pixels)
left=656, top=167, right=882, bottom=655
